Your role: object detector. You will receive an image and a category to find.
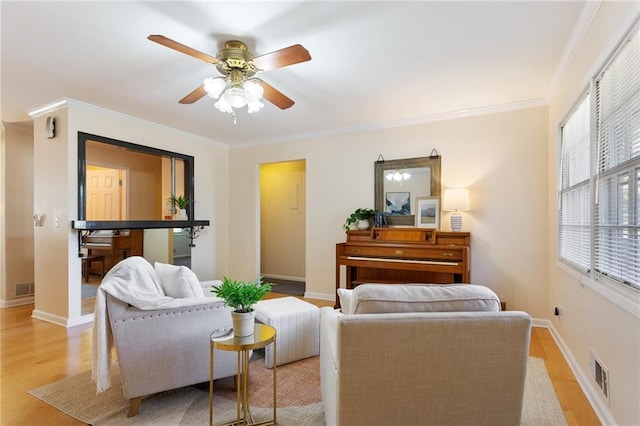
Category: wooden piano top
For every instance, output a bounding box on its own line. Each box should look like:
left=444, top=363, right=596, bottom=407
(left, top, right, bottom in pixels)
left=345, top=228, right=470, bottom=247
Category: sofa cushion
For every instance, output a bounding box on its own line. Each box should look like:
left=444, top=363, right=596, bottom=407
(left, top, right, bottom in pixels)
left=337, top=288, right=354, bottom=315
left=349, top=283, right=500, bottom=314
left=154, top=262, right=205, bottom=298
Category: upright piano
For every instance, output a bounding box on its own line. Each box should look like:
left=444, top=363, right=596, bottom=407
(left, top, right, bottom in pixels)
left=82, top=229, right=144, bottom=271
left=335, top=228, right=470, bottom=307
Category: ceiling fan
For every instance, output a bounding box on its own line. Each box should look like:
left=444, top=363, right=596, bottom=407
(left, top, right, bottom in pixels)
left=148, top=35, right=311, bottom=117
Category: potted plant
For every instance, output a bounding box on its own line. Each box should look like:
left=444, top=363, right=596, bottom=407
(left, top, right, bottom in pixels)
left=210, top=276, right=273, bottom=336
left=168, top=194, right=190, bottom=220
left=343, top=208, right=375, bottom=231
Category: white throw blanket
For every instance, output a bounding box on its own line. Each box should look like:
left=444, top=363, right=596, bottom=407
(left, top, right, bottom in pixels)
left=91, top=256, right=220, bottom=393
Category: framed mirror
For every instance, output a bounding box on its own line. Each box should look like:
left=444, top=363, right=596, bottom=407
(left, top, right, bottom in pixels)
left=77, top=132, right=194, bottom=223
left=374, top=156, right=441, bottom=226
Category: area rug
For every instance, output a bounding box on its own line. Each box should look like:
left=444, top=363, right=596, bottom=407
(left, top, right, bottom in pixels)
left=28, top=356, right=566, bottom=425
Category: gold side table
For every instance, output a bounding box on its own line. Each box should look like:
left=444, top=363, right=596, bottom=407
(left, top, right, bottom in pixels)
left=209, top=324, right=277, bottom=426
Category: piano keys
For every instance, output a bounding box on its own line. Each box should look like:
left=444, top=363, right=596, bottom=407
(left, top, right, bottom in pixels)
left=335, top=228, right=470, bottom=307
left=82, top=229, right=143, bottom=273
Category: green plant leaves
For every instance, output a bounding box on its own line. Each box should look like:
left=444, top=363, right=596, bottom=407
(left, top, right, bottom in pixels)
left=210, top=276, right=273, bottom=313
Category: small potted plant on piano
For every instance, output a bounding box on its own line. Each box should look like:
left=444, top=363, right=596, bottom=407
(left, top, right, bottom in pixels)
left=210, top=276, right=273, bottom=337
left=343, top=208, right=375, bottom=231
left=168, top=194, right=190, bottom=220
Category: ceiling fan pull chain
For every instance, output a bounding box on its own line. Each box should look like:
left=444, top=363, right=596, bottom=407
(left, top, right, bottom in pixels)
left=232, top=108, right=237, bottom=125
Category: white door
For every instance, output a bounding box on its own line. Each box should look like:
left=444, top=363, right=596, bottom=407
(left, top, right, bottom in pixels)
left=86, top=168, right=121, bottom=220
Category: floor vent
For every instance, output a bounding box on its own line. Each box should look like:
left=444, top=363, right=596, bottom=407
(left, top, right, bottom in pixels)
left=15, top=282, right=34, bottom=297
left=591, top=350, right=610, bottom=402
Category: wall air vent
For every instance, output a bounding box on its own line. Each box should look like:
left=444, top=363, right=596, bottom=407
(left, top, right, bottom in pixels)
left=590, top=350, right=610, bottom=402
left=15, top=282, right=35, bottom=297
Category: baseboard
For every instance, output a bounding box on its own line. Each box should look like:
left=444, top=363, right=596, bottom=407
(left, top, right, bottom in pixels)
left=0, top=296, right=35, bottom=308
left=303, top=291, right=334, bottom=302
left=534, top=319, right=615, bottom=425
left=31, top=309, right=94, bottom=328
left=262, top=274, right=305, bottom=282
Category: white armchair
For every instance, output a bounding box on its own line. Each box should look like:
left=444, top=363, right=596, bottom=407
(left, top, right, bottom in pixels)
left=320, top=284, right=532, bottom=426
left=92, top=257, right=238, bottom=416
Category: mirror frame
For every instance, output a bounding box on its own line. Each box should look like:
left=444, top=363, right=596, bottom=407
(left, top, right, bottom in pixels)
left=374, top=156, right=441, bottom=226
left=77, top=132, right=195, bottom=223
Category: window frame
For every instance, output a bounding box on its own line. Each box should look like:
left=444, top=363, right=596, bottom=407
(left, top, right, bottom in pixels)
left=557, top=19, right=640, bottom=308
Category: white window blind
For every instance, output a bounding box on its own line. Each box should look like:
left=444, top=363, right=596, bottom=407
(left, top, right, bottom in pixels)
left=559, top=95, right=591, bottom=271
left=595, top=29, right=640, bottom=290
left=558, top=24, right=640, bottom=292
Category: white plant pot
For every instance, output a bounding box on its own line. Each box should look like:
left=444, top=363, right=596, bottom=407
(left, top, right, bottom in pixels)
left=173, top=209, right=188, bottom=220
left=356, top=219, right=370, bottom=230
left=231, top=311, right=255, bottom=337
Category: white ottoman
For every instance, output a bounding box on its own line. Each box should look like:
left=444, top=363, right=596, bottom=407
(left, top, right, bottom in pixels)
left=254, top=297, right=320, bottom=368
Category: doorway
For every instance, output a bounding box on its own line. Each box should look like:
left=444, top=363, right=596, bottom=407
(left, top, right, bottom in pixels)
left=259, top=160, right=306, bottom=296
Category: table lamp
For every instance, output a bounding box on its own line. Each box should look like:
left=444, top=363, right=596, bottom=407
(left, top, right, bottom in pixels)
left=442, top=188, right=470, bottom=232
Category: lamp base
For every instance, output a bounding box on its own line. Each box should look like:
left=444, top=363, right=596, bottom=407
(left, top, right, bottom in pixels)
left=450, top=213, right=462, bottom=232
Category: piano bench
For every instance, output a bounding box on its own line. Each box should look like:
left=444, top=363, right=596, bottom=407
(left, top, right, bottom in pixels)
left=82, top=255, right=105, bottom=282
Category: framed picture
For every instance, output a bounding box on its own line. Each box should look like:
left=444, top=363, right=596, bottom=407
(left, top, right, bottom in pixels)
left=415, top=196, right=440, bottom=229
left=385, top=192, right=410, bottom=215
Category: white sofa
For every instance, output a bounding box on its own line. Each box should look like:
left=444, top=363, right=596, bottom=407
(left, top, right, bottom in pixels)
left=92, top=256, right=238, bottom=416
left=320, top=284, right=532, bottom=426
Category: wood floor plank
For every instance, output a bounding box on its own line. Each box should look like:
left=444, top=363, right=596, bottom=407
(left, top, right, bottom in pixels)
left=1, top=296, right=600, bottom=425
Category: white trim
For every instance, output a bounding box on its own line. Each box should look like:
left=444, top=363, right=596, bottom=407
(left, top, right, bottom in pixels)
left=262, top=274, right=305, bottom=282
left=31, top=309, right=94, bottom=328
left=545, top=1, right=602, bottom=101
left=27, top=99, right=67, bottom=117
left=68, top=313, right=94, bottom=328
left=557, top=261, right=640, bottom=319
left=27, top=98, right=228, bottom=149
left=2, top=121, right=33, bottom=133
left=0, top=296, right=34, bottom=308
left=536, top=320, right=617, bottom=426
left=233, top=98, right=547, bottom=149
left=304, top=291, right=334, bottom=302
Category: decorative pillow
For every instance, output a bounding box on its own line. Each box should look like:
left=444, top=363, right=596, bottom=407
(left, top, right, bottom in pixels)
left=349, top=283, right=500, bottom=314
left=337, top=288, right=353, bottom=315
left=154, top=262, right=205, bottom=298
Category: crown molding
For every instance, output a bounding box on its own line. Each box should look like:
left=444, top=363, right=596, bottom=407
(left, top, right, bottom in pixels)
left=234, top=98, right=548, bottom=149
left=28, top=98, right=227, bottom=149
left=2, top=121, right=33, bottom=133
left=27, top=99, right=68, bottom=118
left=545, top=1, right=602, bottom=102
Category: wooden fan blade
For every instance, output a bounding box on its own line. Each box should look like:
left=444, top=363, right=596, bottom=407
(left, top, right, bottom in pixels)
left=148, top=35, right=218, bottom=64
left=179, top=85, right=207, bottom=104
left=258, top=80, right=295, bottom=109
left=251, top=44, right=311, bottom=71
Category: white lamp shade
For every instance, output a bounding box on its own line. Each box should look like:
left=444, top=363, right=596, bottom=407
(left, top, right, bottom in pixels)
left=223, top=87, right=248, bottom=108
left=203, top=77, right=227, bottom=98
left=442, top=188, right=470, bottom=212
left=244, top=79, right=264, bottom=102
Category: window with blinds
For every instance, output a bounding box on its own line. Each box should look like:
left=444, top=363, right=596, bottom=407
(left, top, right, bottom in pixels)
left=559, top=95, right=591, bottom=272
left=558, top=23, right=639, bottom=291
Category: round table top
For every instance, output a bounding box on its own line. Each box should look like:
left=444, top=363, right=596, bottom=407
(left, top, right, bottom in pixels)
left=211, top=323, right=276, bottom=351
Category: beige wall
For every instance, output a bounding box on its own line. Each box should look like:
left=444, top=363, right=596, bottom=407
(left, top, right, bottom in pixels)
left=32, top=109, right=72, bottom=321
left=260, top=161, right=306, bottom=280
left=1, top=122, right=34, bottom=306
left=29, top=101, right=229, bottom=325
left=546, top=3, right=640, bottom=425
left=86, top=142, right=163, bottom=220
left=229, top=106, right=549, bottom=317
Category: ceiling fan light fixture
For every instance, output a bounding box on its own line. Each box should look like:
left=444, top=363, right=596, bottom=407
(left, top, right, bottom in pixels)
left=244, top=79, right=264, bottom=102
left=214, top=97, right=233, bottom=113
left=247, top=100, right=264, bottom=113
left=203, top=77, right=227, bottom=98
left=386, top=169, right=411, bottom=182
left=223, top=86, right=248, bottom=108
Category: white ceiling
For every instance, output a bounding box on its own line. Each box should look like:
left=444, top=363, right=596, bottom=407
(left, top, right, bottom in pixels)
left=1, top=1, right=587, bottom=146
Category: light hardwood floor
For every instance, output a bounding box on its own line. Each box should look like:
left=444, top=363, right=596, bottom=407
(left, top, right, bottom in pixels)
left=1, top=295, right=600, bottom=425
